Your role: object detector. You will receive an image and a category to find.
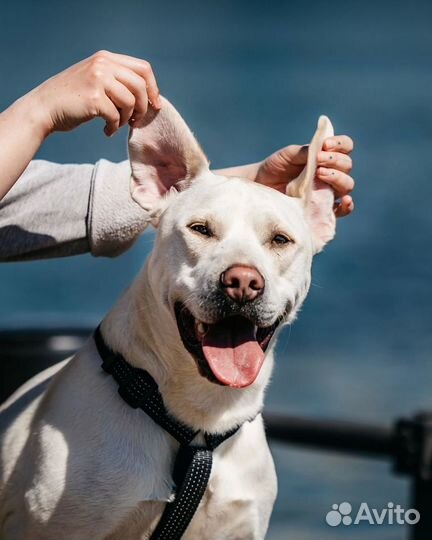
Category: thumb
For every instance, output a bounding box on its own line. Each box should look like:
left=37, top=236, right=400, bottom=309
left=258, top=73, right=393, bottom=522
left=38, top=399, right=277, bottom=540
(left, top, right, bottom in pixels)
left=276, top=144, right=309, bottom=167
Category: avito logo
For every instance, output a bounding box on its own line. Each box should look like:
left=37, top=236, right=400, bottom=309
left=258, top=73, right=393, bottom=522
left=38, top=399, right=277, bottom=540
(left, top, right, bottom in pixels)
left=326, top=502, right=420, bottom=527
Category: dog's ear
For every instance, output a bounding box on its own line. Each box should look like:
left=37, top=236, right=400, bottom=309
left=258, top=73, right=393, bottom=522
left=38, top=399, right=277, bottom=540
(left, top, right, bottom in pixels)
left=128, top=97, right=209, bottom=220
left=286, top=116, right=336, bottom=254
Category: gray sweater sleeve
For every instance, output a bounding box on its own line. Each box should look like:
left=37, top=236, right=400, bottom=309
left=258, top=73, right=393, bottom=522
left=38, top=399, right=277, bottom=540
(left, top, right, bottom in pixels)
left=0, top=159, right=149, bottom=261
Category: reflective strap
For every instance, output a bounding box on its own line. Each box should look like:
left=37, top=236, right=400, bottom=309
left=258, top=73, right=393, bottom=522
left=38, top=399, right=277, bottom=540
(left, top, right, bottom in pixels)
left=94, top=325, right=197, bottom=445
left=150, top=446, right=213, bottom=540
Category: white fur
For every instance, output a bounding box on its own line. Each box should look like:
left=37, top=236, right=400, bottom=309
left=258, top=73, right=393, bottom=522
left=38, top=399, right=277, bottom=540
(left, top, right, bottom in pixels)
left=0, top=98, right=335, bottom=540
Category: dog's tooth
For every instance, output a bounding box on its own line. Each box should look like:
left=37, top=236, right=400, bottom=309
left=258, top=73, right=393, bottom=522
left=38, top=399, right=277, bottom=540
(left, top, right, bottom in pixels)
left=197, top=322, right=206, bottom=336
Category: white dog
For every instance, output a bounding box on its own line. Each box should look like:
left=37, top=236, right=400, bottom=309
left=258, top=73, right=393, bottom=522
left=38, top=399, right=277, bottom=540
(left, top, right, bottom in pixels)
left=0, top=98, right=335, bottom=540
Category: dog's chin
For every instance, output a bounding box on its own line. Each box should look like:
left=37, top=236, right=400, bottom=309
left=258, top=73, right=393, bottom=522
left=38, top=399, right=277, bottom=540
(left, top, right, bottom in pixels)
left=174, top=302, right=282, bottom=388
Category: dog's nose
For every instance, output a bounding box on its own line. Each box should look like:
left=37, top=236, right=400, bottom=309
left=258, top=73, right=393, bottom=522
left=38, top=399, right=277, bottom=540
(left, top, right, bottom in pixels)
left=220, top=265, right=265, bottom=303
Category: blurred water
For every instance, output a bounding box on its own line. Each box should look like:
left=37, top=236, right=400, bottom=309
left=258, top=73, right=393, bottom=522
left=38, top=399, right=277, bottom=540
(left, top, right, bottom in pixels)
left=1, top=0, right=432, bottom=537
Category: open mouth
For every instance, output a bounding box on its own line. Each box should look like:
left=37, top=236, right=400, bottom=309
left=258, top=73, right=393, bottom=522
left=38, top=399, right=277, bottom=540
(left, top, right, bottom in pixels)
left=174, top=302, right=281, bottom=388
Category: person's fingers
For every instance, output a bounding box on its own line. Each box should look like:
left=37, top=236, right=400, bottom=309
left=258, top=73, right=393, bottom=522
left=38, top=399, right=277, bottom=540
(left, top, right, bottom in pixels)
left=316, top=167, right=355, bottom=197
left=105, top=79, right=136, bottom=127
left=97, top=96, right=121, bottom=136
left=323, top=135, right=354, bottom=154
left=334, top=195, right=354, bottom=218
left=277, top=144, right=309, bottom=166
left=111, top=65, right=149, bottom=121
left=317, top=151, right=352, bottom=174
left=97, top=51, right=161, bottom=108
left=255, top=145, right=308, bottom=187
left=129, top=60, right=159, bottom=110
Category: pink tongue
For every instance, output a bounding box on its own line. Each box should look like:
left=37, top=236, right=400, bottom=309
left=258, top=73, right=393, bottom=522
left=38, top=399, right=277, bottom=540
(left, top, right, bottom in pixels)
left=202, top=317, right=265, bottom=388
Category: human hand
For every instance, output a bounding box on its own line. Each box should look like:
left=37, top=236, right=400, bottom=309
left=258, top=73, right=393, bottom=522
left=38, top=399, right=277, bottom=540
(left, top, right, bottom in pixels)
left=255, top=135, right=355, bottom=217
left=28, top=50, right=161, bottom=138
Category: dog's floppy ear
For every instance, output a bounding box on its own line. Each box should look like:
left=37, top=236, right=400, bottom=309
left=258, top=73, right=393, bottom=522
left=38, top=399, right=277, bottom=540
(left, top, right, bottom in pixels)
left=128, top=97, right=209, bottom=220
left=286, top=116, right=336, bottom=254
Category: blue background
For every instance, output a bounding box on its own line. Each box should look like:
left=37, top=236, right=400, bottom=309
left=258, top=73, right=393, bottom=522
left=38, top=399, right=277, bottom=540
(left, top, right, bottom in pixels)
left=1, top=1, right=432, bottom=538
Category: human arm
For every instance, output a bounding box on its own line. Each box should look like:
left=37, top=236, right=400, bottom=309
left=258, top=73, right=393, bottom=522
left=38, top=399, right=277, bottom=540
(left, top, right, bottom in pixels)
left=0, top=50, right=160, bottom=201
left=0, top=159, right=149, bottom=261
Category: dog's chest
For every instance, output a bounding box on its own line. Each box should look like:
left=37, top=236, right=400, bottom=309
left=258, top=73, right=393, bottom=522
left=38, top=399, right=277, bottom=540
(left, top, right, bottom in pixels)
left=112, top=469, right=264, bottom=540
left=108, top=420, right=276, bottom=540
left=183, top=479, right=261, bottom=540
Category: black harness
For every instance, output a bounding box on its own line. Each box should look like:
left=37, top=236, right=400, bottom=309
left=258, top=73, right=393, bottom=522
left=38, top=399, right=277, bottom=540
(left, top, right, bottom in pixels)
left=94, top=326, right=244, bottom=540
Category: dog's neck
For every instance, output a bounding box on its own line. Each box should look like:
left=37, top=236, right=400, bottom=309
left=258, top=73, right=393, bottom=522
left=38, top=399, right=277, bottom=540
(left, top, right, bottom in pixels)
left=101, top=263, right=273, bottom=434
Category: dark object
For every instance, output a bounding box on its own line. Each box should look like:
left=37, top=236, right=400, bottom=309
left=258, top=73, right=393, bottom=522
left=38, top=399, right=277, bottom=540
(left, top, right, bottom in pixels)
left=1, top=327, right=432, bottom=540
left=94, top=325, right=242, bottom=540
left=263, top=412, right=393, bottom=458
left=393, top=413, right=432, bottom=538
left=0, top=327, right=91, bottom=403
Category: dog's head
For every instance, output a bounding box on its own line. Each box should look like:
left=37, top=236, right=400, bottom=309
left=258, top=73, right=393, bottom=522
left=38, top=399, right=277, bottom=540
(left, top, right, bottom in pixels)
left=128, top=98, right=335, bottom=389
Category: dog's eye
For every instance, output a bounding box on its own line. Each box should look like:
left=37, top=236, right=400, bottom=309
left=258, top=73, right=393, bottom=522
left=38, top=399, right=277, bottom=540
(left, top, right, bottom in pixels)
left=272, top=234, right=293, bottom=246
left=189, top=223, right=212, bottom=237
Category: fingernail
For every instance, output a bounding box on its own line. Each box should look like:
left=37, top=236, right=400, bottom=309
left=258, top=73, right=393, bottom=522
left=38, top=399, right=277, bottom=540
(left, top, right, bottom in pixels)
left=149, top=98, right=161, bottom=110
left=104, top=126, right=116, bottom=137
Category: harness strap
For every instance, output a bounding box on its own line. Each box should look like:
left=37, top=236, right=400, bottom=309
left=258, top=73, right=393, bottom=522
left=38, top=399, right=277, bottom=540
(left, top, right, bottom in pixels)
left=151, top=445, right=213, bottom=540
left=93, top=326, right=243, bottom=540
left=94, top=327, right=197, bottom=445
